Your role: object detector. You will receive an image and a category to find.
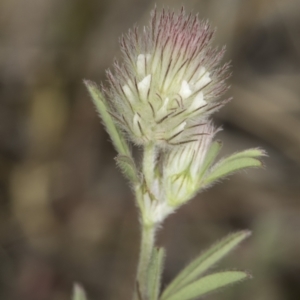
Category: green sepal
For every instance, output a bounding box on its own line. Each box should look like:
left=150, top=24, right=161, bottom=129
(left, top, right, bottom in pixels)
left=148, top=247, right=166, bottom=300
left=84, top=80, right=131, bottom=157
left=202, top=148, right=266, bottom=186
left=115, top=154, right=140, bottom=184
left=198, top=140, right=222, bottom=180
left=161, top=271, right=250, bottom=300
left=161, top=231, right=251, bottom=299
left=72, top=283, right=88, bottom=300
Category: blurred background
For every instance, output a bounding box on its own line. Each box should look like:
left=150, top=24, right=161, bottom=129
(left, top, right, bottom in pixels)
left=0, top=0, right=300, bottom=299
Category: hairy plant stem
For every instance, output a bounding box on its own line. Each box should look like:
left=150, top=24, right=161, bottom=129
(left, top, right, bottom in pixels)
left=135, top=224, right=156, bottom=300
left=133, top=143, right=158, bottom=300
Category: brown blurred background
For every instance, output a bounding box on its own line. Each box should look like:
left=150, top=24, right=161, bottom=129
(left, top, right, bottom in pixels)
left=1, top=0, right=300, bottom=299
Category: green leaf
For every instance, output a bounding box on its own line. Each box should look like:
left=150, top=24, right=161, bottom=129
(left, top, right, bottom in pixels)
left=222, top=148, right=266, bottom=160
left=72, top=283, right=88, bottom=300
left=161, top=231, right=250, bottom=299
left=115, top=154, right=140, bottom=184
left=161, top=271, right=250, bottom=300
left=148, top=247, right=166, bottom=300
left=202, top=148, right=266, bottom=186
left=84, top=80, right=131, bottom=157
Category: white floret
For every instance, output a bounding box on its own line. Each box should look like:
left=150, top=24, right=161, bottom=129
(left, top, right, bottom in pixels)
left=179, top=80, right=192, bottom=99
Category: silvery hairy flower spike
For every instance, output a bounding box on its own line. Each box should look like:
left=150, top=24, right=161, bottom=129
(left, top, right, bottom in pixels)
left=105, top=8, right=230, bottom=147
left=84, top=7, right=266, bottom=300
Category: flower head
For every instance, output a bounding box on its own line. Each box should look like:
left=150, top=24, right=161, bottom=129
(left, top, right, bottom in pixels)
left=105, top=8, right=230, bottom=148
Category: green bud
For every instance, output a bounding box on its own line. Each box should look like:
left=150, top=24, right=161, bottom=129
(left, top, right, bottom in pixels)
left=163, top=123, right=266, bottom=208
left=163, top=122, right=216, bottom=206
